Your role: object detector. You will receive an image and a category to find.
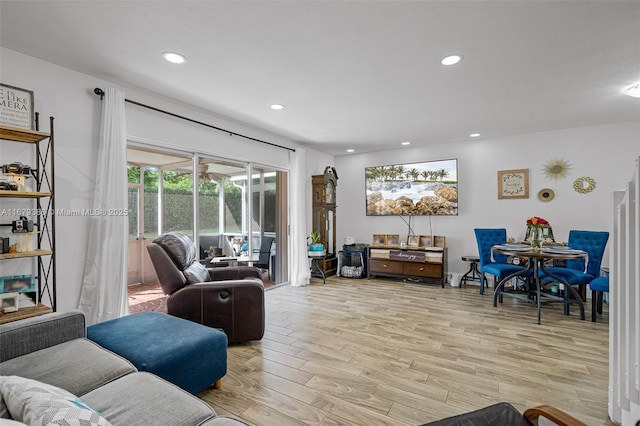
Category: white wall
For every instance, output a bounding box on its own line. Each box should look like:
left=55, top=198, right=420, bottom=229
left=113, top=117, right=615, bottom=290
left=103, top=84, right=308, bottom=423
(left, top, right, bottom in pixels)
left=1, top=48, right=103, bottom=310
left=0, top=48, right=300, bottom=310
left=336, top=121, right=640, bottom=283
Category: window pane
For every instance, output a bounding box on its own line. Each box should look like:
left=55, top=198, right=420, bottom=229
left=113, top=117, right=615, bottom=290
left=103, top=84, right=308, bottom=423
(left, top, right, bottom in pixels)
left=143, top=168, right=159, bottom=237
left=198, top=180, right=219, bottom=234
left=127, top=187, right=138, bottom=238
left=224, top=180, right=243, bottom=234
left=127, top=165, right=140, bottom=184
left=210, top=160, right=247, bottom=235
left=162, top=168, right=194, bottom=237
left=252, top=169, right=277, bottom=234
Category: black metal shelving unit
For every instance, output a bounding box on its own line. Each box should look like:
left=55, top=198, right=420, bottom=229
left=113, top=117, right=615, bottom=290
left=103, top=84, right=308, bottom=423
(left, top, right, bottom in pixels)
left=0, top=117, right=56, bottom=310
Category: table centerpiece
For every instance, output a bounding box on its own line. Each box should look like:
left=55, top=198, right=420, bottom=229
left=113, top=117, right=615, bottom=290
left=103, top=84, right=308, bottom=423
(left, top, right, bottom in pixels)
left=526, top=216, right=549, bottom=250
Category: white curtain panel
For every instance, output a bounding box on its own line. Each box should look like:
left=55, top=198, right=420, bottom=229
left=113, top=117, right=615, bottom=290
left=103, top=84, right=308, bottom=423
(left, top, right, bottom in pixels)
left=78, top=88, right=129, bottom=325
left=289, top=148, right=310, bottom=287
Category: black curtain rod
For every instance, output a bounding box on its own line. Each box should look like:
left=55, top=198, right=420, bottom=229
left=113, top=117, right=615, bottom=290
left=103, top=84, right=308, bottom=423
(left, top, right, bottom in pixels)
left=93, top=88, right=295, bottom=152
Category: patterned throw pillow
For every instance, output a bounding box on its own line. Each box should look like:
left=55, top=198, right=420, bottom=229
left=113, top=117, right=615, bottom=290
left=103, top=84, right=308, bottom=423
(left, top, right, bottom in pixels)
left=0, top=376, right=113, bottom=426
left=183, top=261, right=210, bottom=283
left=1, top=391, right=9, bottom=418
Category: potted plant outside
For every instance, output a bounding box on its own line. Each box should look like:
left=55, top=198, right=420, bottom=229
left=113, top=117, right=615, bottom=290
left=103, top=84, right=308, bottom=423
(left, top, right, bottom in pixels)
left=209, top=246, right=223, bottom=257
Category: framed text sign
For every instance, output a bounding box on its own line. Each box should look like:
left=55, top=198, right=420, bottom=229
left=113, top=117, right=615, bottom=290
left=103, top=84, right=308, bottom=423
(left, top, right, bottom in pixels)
left=498, top=169, right=529, bottom=199
left=0, top=83, right=35, bottom=130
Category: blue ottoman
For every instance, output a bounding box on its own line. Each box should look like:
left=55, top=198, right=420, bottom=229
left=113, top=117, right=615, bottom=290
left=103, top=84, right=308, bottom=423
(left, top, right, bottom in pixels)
left=87, top=311, right=227, bottom=394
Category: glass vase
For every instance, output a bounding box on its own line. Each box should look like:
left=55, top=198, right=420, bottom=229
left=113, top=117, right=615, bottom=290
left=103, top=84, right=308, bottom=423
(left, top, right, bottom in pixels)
left=530, top=226, right=543, bottom=250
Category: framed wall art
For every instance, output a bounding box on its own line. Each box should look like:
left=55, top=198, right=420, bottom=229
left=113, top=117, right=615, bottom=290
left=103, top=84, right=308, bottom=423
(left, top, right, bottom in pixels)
left=498, top=169, right=529, bottom=199
left=0, top=83, right=35, bottom=130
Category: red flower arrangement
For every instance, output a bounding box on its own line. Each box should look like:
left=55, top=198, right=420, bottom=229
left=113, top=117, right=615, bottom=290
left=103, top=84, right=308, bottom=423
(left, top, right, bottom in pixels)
left=527, top=217, right=549, bottom=249
left=526, top=216, right=549, bottom=226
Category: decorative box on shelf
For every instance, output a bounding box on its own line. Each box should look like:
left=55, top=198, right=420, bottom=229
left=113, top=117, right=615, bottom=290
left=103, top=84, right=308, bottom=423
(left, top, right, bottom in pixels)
left=0, top=274, right=36, bottom=293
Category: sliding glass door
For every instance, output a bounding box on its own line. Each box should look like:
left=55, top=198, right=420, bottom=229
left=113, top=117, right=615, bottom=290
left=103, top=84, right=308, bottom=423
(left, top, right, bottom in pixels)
left=127, top=147, right=192, bottom=285
left=196, top=157, right=249, bottom=260
left=251, top=166, right=285, bottom=283
left=127, top=145, right=288, bottom=286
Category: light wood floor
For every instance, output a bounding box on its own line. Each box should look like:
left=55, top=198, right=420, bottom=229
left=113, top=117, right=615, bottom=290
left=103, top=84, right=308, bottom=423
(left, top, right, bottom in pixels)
left=199, top=276, right=613, bottom=426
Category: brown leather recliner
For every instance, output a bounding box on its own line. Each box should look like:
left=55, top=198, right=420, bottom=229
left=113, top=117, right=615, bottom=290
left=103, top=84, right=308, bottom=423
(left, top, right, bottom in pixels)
left=146, top=232, right=265, bottom=344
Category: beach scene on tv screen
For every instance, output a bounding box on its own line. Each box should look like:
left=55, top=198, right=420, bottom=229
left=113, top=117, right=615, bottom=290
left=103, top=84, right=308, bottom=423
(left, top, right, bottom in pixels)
left=365, top=159, right=458, bottom=216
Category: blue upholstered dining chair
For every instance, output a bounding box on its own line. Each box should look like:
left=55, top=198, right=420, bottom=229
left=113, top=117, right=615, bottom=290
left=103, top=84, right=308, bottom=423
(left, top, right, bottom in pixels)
left=540, top=230, right=609, bottom=314
left=474, top=228, right=527, bottom=295
left=589, top=275, right=609, bottom=322
left=540, top=230, right=608, bottom=285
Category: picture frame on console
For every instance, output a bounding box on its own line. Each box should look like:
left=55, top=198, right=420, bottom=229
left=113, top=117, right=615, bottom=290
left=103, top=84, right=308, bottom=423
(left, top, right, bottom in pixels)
left=0, top=292, right=19, bottom=313
left=372, top=234, right=386, bottom=246
left=419, top=235, right=432, bottom=247
left=386, top=234, right=400, bottom=246
left=433, top=236, right=446, bottom=248
left=407, top=235, right=420, bottom=247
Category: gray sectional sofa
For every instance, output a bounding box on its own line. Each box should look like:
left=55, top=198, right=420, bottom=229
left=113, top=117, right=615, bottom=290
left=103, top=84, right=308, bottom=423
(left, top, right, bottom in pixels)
left=0, top=310, right=248, bottom=426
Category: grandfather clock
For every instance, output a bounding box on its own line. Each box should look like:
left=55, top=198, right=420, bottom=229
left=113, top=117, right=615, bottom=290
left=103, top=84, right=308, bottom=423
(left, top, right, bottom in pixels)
left=312, top=166, right=338, bottom=276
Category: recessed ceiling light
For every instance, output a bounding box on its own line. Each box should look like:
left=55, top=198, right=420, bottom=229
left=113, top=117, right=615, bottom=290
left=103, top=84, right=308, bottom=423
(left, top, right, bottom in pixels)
left=162, top=52, right=186, bottom=64
left=623, top=83, right=640, bottom=98
left=401, top=141, right=411, bottom=146
left=470, top=133, right=481, bottom=137
left=441, top=54, right=462, bottom=66
left=270, top=104, right=285, bottom=110
left=346, top=149, right=354, bottom=153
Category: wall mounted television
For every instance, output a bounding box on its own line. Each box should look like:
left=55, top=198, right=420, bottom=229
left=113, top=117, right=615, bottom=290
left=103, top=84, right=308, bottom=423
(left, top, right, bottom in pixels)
left=365, top=158, right=458, bottom=216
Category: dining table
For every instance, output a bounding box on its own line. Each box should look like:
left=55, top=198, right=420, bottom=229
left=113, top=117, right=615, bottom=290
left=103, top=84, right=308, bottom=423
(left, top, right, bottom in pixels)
left=490, top=243, right=589, bottom=324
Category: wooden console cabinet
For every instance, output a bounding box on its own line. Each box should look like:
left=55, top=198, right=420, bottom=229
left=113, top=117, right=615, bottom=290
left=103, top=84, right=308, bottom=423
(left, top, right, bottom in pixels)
left=367, top=247, right=447, bottom=287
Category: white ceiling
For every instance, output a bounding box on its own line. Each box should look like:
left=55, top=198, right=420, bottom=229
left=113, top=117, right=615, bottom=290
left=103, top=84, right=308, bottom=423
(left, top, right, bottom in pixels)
left=1, top=1, right=639, bottom=156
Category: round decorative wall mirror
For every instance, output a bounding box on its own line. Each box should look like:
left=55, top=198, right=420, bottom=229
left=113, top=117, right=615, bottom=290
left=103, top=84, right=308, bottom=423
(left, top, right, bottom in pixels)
left=537, top=188, right=555, bottom=202
left=573, top=177, right=596, bottom=194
